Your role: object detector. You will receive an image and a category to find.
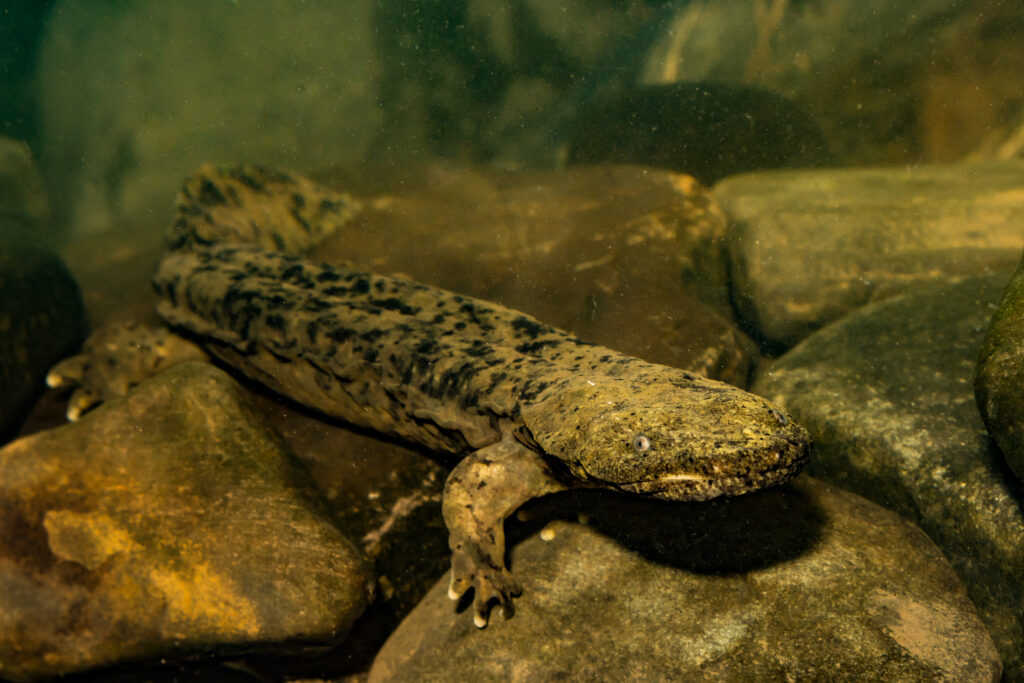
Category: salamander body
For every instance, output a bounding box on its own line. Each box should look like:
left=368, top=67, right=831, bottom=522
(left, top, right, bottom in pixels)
left=54, top=165, right=811, bottom=626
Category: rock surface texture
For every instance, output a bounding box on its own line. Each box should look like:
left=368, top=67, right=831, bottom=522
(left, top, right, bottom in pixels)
left=0, top=233, right=84, bottom=441
left=754, top=274, right=1024, bottom=677
left=0, top=137, right=84, bottom=440
left=716, top=163, right=1024, bottom=350
left=369, top=477, right=999, bottom=682
left=0, top=363, right=373, bottom=681
left=315, top=163, right=755, bottom=385
left=975, top=256, right=1024, bottom=482
left=641, top=1, right=1024, bottom=165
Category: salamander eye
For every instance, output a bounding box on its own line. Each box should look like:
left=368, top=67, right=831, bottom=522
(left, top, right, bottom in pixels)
left=632, top=434, right=651, bottom=455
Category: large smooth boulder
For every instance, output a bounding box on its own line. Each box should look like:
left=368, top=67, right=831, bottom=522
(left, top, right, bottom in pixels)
left=369, top=477, right=999, bottom=681
left=976, top=256, right=1024, bottom=481
left=717, top=163, right=1024, bottom=350
left=754, top=273, right=1024, bottom=677
left=0, top=362, right=373, bottom=681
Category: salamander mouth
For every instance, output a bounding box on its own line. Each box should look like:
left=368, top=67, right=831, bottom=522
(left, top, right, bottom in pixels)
left=618, top=451, right=808, bottom=502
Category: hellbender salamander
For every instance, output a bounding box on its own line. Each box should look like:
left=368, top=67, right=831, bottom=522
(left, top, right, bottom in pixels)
left=51, top=165, right=810, bottom=627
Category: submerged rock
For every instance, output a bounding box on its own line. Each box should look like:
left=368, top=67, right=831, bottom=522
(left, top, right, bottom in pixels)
left=976, top=257, right=1024, bottom=481
left=315, top=162, right=756, bottom=386
left=0, top=137, right=84, bottom=440
left=753, top=273, right=1024, bottom=677
left=0, top=234, right=85, bottom=440
left=641, top=1, right=1024, bottom=165
left=0, top=362, right=373, bottom=681
left=253, top=394, right=450, bottom=642
left=368, top=477, right=999, bottom=681
left=716, top=162, right=1024, bottom=350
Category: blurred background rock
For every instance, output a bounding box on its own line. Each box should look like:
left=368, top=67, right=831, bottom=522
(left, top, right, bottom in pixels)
left=0, top=0, right=1017, bottom=241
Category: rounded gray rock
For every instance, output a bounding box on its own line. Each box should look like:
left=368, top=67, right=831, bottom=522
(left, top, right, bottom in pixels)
left=975, top=256, right=1024, bottom=481
left=754, top=273, right=1024, bottom=677
left=369, top=477, right=999, bottom=681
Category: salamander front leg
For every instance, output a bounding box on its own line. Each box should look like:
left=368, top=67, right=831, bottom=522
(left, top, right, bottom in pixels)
left=443, top=436, right=567, bottom=628
left=47, top=322, right=208, bottom=420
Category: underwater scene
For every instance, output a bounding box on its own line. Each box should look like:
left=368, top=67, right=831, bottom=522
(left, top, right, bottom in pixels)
left=1, top=1, right=1024, bottom=680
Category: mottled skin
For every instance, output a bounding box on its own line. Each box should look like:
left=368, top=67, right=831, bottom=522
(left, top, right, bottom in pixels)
left=51, top=165, right=810, bottom=627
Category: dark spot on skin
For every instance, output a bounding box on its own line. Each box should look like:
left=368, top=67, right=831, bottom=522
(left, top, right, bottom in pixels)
left=455, top=321, right=467, bottom=330
left=486, top=371, right=508, bottom=393
left=289, top=206, right=312, bottom=234
left=307, top=321, right=319, bottom=342
left=198, top=178, right=228, bottom=206
left=162, top=279, right=178, bottom=306
left=264, top=313, right=286, bottom=330
left=371, top=297, right=420, bottom=315
left=459, top=302, right=485, bottom=326
left=271, top=231, right=286, bottom=252
left=264, top=294, right=290, bottom=309
left=303, top=298, right=332, bottom=312
left=220, top=287, right=263, bottom=339
left=316, top=270, right=342, bottom=283
left=221, top=287, right=260, bottom=309
left=352, top=278, right=370, bottom=294
left=361, top=329, right=384, bottom=342
left=431, top=362, right=480, bottom=398
left=416, top=339, right=441, bottom=356
left=328, top=327, right=355, bottom=344
left=515, top=340, right=561, bottom=355
left=280, top=264, right=315, bottom=288
left=320, top=197, right=344, bottom=213
left=519, top=380, right=550, bottom=402
left=178, top=201, right=203, bottom=216
left=511, top=316, right=548, bottom=339
left=232, top=169, right=269, bottom=193
left=464, top=340, right=492, bottom=357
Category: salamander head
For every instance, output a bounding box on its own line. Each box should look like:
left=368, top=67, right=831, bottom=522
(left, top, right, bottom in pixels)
left=520, top=370, right=809, bottom=502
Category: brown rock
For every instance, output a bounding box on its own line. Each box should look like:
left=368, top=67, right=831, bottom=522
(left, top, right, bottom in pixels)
left=316, top=162, right=756, bottom=385
left=0, top=362, right=373, bottom=682
left=253, top=394, right=450, bottom=622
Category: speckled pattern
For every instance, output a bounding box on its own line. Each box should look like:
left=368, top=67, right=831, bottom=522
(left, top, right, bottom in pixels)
left=64, top=164, right=812, bottom=626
